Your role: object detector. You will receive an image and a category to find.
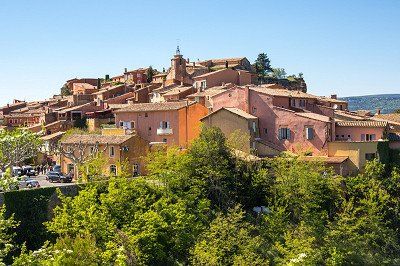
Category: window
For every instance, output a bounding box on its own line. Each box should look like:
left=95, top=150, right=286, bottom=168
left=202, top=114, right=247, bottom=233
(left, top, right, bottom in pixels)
left=252, top=107, right=257, bottom=114
left=110, top=165, right=117, bottom=175
left=133, top=164, right=139, bottom=176
left=305, top=126, right=314, bottom=140
left=145, top=112, right=148, bottom=117
left=90, top=146, right=95, bottom=154
left=119, top=121, right=124, bottom=127
left=365, top=153, right=376, bottom=161
left=200, top=81, right=207, bottom=89
left=361, top=134, right=376, bottom=141
left=264, top=128, right=268, bottom=134
left=299, top=99, right=306, bottom=108
left=130, top=121, right=135, bottom=129
left=278, top=128, right=291, bottom=140
left=291, top=99, right=296, bottom=107
left=252, top=121, right=257, bottom=133
left=159, top=121, right=170, bottom=129
left=163, top=138, right=167, bottom=143
left=109, top=146, right=115, bottom=157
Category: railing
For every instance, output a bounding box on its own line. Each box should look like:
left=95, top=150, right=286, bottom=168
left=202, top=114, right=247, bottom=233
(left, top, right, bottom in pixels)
left=157, top=128, right=173, bottom=135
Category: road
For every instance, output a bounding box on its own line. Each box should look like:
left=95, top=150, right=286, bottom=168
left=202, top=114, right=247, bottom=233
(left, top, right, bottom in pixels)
left=32, top=175, right=76, bottom=188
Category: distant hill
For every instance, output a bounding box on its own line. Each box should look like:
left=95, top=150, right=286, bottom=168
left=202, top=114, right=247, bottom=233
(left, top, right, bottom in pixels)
left=340, top=94, right=400, bottom=114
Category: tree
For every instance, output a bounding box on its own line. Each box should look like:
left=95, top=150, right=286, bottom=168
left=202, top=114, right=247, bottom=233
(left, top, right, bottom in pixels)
left=0, top=129, right=42, bottom=171
left=394, top=109, right=400, bottom=114
left=191, top=205, right=269, bottom=265
left=0, top=206, right=18, bottom=265
left=60, top=85, right=71, bottom=96
left=0, top=169, right=18, bottom=192
left=272, top=68, right=287, bottom=79
left=253, top=53, right=271, bottom=83
left=146, top=66, right=155, bottom=83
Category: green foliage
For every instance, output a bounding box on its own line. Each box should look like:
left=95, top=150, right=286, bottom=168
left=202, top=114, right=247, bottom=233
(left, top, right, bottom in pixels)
left=0, top=129, right=42, bottom=170
left=73, top=116, right=87, bottom=129
left=191, top=205, right=268, bottom=265
left=0, top=206, right=18, bottom=265
left=78, top=153, right=108, bottom=183
left=146, top=66, right=155, bottom=83
left=60, top=85, right=71, bottom=96
left=4, top=187, right=56, bottom=254
left=0, top=169, right=18, bottom=192
left=6, top=126, right=400, bottom=265
left=272, top=67, right=287, bottom=79
left=253, top=52, right=271, bottom=82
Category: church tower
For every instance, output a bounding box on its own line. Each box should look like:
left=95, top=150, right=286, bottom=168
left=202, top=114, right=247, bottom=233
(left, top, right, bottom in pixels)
left=169, top=45, right=187, bottom=84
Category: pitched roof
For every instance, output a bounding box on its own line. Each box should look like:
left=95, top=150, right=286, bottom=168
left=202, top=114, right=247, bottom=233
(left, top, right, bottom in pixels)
left=41, top=131, right=65, bottom=141
left=200, top=57, right=246, bottom=64
left=296, top=112, right=331, bottom=123
left=224, top=107, right=257, bottom=119
left=115, top=101, right=193, bottom=113
left=61, top=134, right=133, bottom=145
left=250, top=86, right=317, bottom=99
left=336, top=120, right=388, bottom=128
left=374, top=113, right=400, bottom=124
left=201, top=107, right=257, bottom=121
left=317, top=96, right=348, bottom=104
left=163, top=86, right=193, bottom=96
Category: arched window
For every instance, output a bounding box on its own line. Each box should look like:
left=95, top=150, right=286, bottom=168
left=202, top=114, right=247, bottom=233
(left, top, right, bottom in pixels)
left=110, top=165, right=117, bottom=175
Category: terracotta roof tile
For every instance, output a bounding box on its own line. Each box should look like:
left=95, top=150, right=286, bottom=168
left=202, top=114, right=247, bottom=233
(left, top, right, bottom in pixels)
left=115, top=101, right=193, bottom=113
left=336, top=120, right=388, bottom=127
left=61, top=134, right=133, bottom=145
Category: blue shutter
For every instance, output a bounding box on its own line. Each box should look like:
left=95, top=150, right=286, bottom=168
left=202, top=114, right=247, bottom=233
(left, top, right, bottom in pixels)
left=361, top=134, right=366, bottom=141
left=278, top=128, right=282, bottom=140
left=286, top=128, right=291, bottom=140
left=371, top=134, right=376, bottom=141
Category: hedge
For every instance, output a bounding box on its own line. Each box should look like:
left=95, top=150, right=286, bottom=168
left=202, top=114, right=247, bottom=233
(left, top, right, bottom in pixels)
left=3, top=187, right=57, bottom=256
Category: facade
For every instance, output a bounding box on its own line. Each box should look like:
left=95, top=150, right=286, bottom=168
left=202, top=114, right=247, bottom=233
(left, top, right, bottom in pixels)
left=201, top=107, right=259, bottom=153
left=59, top=131, right=148, bottom=177
left=114, top=101, right=208, bottom=146
left=193, top=68, right=252, bottom=90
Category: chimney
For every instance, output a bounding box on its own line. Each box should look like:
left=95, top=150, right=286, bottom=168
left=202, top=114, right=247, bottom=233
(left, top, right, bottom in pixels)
left=187, top=58, right=190, bottom=63
left=330, top=94, right=337, bottom=99
left=192, top=62, right=195, bottom=67
left=376, top=109, right=381, bottom=115
left=124, top=68, right=127, bottom=73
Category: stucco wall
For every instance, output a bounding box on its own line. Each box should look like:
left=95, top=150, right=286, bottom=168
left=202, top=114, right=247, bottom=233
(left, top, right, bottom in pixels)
left=328, top=141, right=379, bottom=173
left=335, top=126, right=385, bottom=141
left=201, top=108, right=257, bottom=152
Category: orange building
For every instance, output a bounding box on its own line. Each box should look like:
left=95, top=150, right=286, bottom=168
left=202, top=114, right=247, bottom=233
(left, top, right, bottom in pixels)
left=114, top=101, right=208, bottom=147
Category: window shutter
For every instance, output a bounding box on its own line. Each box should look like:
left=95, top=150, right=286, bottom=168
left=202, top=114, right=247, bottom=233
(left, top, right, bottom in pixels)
left=166, top=121, right=170, bottom=129
left=286, top=128, right=291, bottom=140
left=361, top=134, right=366, bottom=141
left=278, top=128, right=282, bottom=140
left=159, top=121, right=163, bottom=129
left=371, top=134, right=376, bottom=141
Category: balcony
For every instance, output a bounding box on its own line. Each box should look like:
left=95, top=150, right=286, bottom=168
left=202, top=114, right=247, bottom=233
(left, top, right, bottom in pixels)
left=157, top=127, right=173, bottom=135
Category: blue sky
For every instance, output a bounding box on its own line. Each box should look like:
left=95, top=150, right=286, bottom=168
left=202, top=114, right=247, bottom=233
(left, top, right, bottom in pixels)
left=0, top=0, right=399, bottom=106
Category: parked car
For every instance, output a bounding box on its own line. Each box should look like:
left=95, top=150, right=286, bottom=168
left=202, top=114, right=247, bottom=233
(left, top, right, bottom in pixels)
left=18, top=178, right=40, bottom=189
left=22, top=165, right=36, bottom=177
left=12, top=166, right=23, bottom=177
left=46, top=171, right=72, bottom=183
left=53, top=165, right=61, bottom=173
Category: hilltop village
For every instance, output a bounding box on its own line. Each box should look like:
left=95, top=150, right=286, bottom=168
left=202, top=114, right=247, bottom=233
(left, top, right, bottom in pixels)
left=1, top=48, right=400, bottom=177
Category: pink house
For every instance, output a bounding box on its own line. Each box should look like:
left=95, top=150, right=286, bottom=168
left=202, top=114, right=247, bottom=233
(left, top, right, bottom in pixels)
left=334, top=120, right=387, bottom=141
left=209, top=85, right=333, bottom=155
left=193, top=68, right=252, bottom=90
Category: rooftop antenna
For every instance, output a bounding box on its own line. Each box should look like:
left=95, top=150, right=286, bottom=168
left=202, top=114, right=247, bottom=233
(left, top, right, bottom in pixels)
left=176, top=39, right=181, bottom=55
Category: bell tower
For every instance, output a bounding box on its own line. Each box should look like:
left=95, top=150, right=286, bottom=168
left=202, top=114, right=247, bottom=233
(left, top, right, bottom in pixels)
left=170, top=45, right=186, bottom=84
